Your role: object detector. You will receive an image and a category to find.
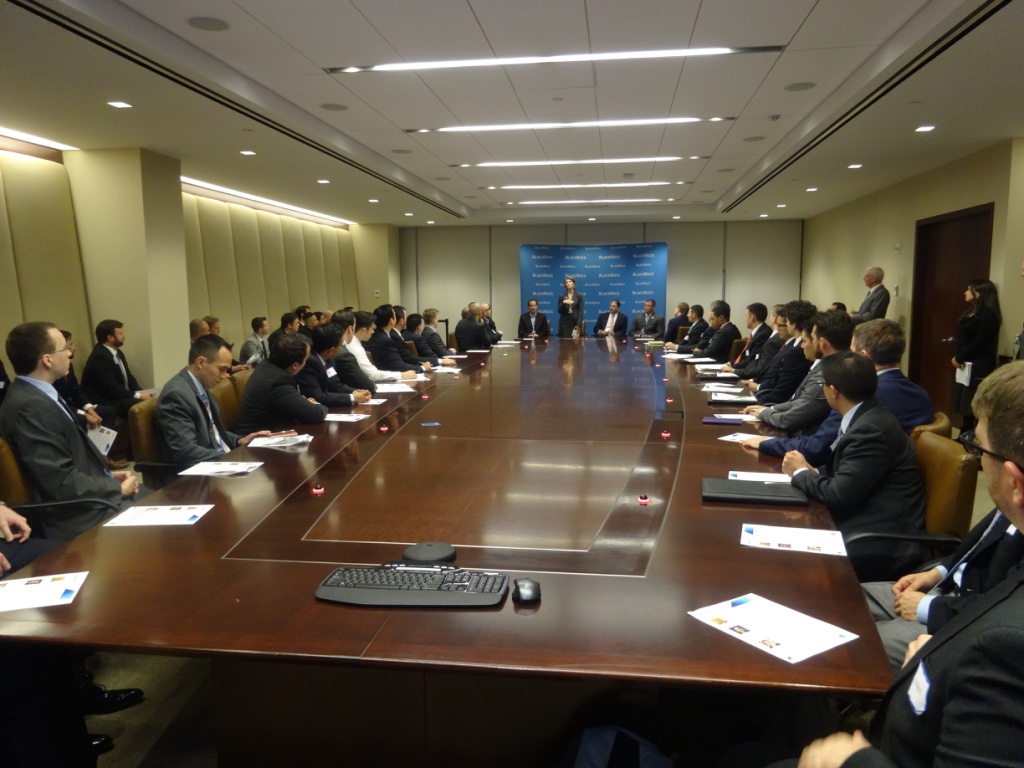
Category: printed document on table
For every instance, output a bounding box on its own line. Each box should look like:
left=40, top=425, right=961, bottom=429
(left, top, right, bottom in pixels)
left=179, top=462, right=262, bottom=476
left=662, top=353, right=688, bottom=359
left=694, top=364, right=724, bottom=372
left=702, top=384, right=744, bottom=392
left=433, top=366, right=460, bottom=373
left=682, top=357, right=717, bottom=364
left=955, top=361, right=973, bottom=386
left=366, top=399, right=387, bottom=405
left=740, top=524, right=847, bottom=557
left=688, top=593, right=858, bottom=663
left=375, top=383, right=416, bottom=393
left=325, top=413, right=370, bottom=422
left=728, top=471, right=791, bottom=483
left=105, top=505, right=214, bottom=526
left=248, top=434, right=312, bottom=448
left=718, top=432, right=752, bottom=443
left=713, top=412, right=759, bottom=422
left=0, top=572, right=89, bottom=613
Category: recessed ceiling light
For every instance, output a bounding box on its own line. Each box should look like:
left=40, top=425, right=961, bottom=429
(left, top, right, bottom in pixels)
left=848, top=164, right=862, bottom=169
left=329, top=46, right=782, bottom=74
left=689, top=156, right=703, bottom=160
left=777, top=204, right=786, bottom=208
left=368, top=199, right=379, bottom=203
left=487, top=186, right=497, bottom=190
left=916, top=125, right=935, bottom=132
left=187, top=16, right=230, bottom=31
left=317, top=179, right=330, bottom=184
left=667, top=198, right=675, bottom=202
left=180, top=177, right=352, bottom=225
left=676, top=181, right=686, bottom=185
left=672, top=215, right=681, bottom=220
left=506, top=219, right=514, bottom=223
left=501, top=182, right=669, bottom=190
left=518, top=198, right=661, bottom=205
left=417, top=117, right=727, bottom=134
left=239, top=150, right=256, bottom=156
left=806, top=187, right=818, bottom=192
left=759, top=214, right=768, bottom=218
left=588, top=217, right=597, bottom=221
left=0, top=126, right=78, bottom=150
left=427, top=220, right=435, bottom=224
left=107, top=101, right=132, bottom=109
left=475, top=156, right=680, bottom=168
left=404, top=212, right=414, bottom=216
left=784, top=81, right=816, bottom=92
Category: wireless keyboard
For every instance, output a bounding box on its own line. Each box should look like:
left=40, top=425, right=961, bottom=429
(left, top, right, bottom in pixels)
left=315, top=564, right=509, bottom=607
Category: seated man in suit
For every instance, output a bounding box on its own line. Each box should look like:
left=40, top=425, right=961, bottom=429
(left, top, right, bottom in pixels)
left=690, top=300, right=741, bottom=363
left=267, top=312, right=301, bottom=351
left=729, top=303, right=771, bottom=367
left=745, top=318, right=933, bottom=464
left=296, top=323, right=371, bottom=407
left=0, top=358, right=8, bottom=408
left=326, top=311, right=376, bottom=393
left=850, top=264, right=891, bottom=323
left=480, top=303, right=503, bottom=344
left=155, top=334, right=268, bottom=467
left=80, top=318, right=154, bottom=417
left=745, top=299, right=816, bottom=404
left=723, top=304, right=784, bottom=376
left=395, top=306, right=453, bottom=368
left=454, top=304, right=493, bottom=353
left=0, top=322, right=139, bottom=540
left=665, top=304, right=710, bottom=352
left=784, top=361, right=1024, bottom=768
left=662, top=302, right=690, bottom=343
left=239, top=316, right=270, bottom=365
left=401, top=312, right=455, bottom=368
left=519, top=298, right=551, bottom=339
left=747, top=309, right=854, bottom=435
left=345, top=311, right=417, bottom=384
left=783, top=352, right=927, bottom=582
left=629, top=299, right=665, bottom=338
left=188, top=317, right=209, bottom=342
left=594, top=299, right=628, bottom=338
left=366, top=305, right=428, bottom=373
left=421, top=308, right=455, bottom=357
left=236, top=333, right=328, bottom=433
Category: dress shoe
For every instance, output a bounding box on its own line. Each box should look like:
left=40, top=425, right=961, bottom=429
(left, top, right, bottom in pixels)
left=107, top=458, right=130, bottom=470
left=89, top=734, right=114, bottom=755
left=80, top=682, right=144, bottom=715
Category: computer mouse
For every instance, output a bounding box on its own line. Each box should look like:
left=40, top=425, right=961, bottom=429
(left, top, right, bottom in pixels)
left=512, top=578, right=541, bottom=603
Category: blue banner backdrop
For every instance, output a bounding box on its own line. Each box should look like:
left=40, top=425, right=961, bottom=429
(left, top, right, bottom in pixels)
left=519, top=242, right=668, bottom=335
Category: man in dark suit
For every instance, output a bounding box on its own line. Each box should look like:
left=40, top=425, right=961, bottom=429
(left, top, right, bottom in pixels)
left=724, top=304, right=784, bottom=376
left=784, top=352, right=926, bottom=582
left=236, top=333, right=328, bottom=433
left=691, top=300, right=741, bottom=363
left=267, top=312, right=301, bottom=352
left=402, top=313, right=458, bottom=369
left=593, top=299, right=628, bottom=338
left=850, top=265, right=890, bottom=323
left=662, top=302, right=690, bottom=343
left=0, top=322, right=138, bottom=541
left=80, top=318, right=154, bottom=417
left=365, top=305, right=427, bottom=373
left=788, top=362, right=1024, bottom=768
left=518, top=298, right=551, bottom=339
left=480, top=303, right=503, bottom=344
left=666, top=305, right=709, bottom=352
left=747, top=299, right=816, bottom=404
left=421, top=308, right=455, bottom=357
left=155, top=335, right=268, bottom=467
left=729, top=303, right=771, bottom=366
left=327, top=310, right=376, bottom=393
left=629, top=299, right=665, bottom=338
left=455, top=305, right=492, bottom=353
left=297, top=323, right=371, bottom=407
left=0, top=358, right=9, bottom=409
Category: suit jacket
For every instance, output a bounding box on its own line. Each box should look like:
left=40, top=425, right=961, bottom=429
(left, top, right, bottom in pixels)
left=792, top=398, right=927, bottom=582
left=697, top=321, right=742, bottom=363
left=754, top=338, right=812, bottom=404
left=556, top=292, right=584, bottom=334
left=81, top=342, right=142, bottom=415
left=852, top=284, right=891, bottom=323
left=759, top=361, right=829, bottom=434
left=329, top=345, right=375, bottom=394
left=295, top=354, right=357, bottom=406
left=155, top=368, right=239, bottom=465
left=679, top=318, right=709, bottom=346
left=454, top=317, right=492, bottom=353
left=0, top=360, right=8, bottom=409
left=733, top=323, right=771, bottom=364
left=629, top=313, right=665, bottom=338
left=401, top=329, right=436, bottom=360
left=421, top=326, right=452, bottom=358
left=734, top=331, right=782, bottom=376
left=593, top=312, right=628, bottom=337
left=364, top=329, right=419, bottom=372
left=483, top=316, right=502, bottom=344
left=663, top=315, right=688, bottom=343
left=392, top=328, right=435, bottom=366
left=239, top=333, right=269, bottom=364
left=678, top=323, right=715, bottom=354
left=236, top=361, right=328, bottom=434
left=954, top=305, right=1000, bottom=382
left=0, top=378, right=121, bottom=541
left=850, top=565, right=1024, bottom=768
left=518, top=312, right=551, bottom=338
left=53, top=362, right=87, bottom=410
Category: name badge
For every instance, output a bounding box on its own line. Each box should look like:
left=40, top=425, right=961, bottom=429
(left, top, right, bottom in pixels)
left=908, top=661, right=930, bottom=715
left=325, top=366, right=337, bottom=378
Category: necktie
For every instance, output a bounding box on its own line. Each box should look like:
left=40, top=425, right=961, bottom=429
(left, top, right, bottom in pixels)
left=734, top=335, right=751, bottom=365
left=200, top=391, right=229, bottom=452
left=531, top=315, right=536, bottom=331
left=261, top=339, right=269, bottom=358
left=937, top=513, right=1005, bottom=593
left=116, top=354, right=129, bottom=388
left=606, top=314, right=615, bottom=333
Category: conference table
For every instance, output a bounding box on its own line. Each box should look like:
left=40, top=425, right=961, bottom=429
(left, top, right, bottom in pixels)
left=1, top=337, right=892, bottom=766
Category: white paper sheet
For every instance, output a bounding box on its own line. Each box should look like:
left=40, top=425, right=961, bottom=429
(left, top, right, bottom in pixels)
left=702, top=384, right=744, bottom=392
left=247, top=434, right=312, bottom=448
left=178, top=462, right=262, bottom=476
left=682, top=357, right=717, bottom=364
left=717, top=432, right=752, bottom=443
left=87, top=425, right=117, bottom=456
left=688, top=593, right=858, bottom=664
left=714, top=413, right=760, bottom=422
left=105, top=505, right=214, bottom=526
left=740, top=524, right=848, bottom=556
left=375, top=383, right=416, bottom=393
left=0, top=572, right=89, bottom=613
left=324, top=413, right=370, bottom=422
left=727, top=471, right=791, bottom=483
left=710, top=392, right=757, bottom=402
left=955, top=361, right=973, bottom=386
left=366, top=399, right=388, bottom=405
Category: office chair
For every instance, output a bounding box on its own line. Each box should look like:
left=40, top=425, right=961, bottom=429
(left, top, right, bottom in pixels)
left=405, top=340, right=418, bottom=357
left=728, top=338, right=746, bottom=362
left=675, top=325, right=690, bottom=342
left=127, top=397, right=187, bottom=489
left=211, top=376, right=239, bottom=433
left=909, top=411, right=952, bottom=440
left=230, top=367, right=254, bottom=405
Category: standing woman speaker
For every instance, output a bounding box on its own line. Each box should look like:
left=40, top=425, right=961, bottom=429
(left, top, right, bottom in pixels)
left=952, top=278, right=1001, bottom=431
left=557, top=276, right=584, bottom=338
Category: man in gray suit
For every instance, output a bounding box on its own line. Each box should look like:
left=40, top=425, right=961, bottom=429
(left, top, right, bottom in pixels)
left=784, top=351, right=926, bottom=582
left=851, top=265, right=891, bottom=323
left=239, top=316, right=270, bottom=365
left=155, top=335, right=268, bottom=467
left=0, top=322, right=138, bottom=540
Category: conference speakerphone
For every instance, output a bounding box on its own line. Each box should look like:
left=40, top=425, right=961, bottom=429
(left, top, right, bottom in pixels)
left=315, top=563, right=509, bottom=607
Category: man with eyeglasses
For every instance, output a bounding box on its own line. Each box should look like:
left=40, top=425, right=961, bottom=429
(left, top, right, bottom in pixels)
left=784, top=361, right=1024, bottom=768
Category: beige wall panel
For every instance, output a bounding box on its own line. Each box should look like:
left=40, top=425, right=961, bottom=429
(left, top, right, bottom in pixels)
left=489, top=225, right=566, bottom=336
left=1005, top=137, right=1024, bottom=354
left=804, top=142, right=1012, bottom=352
left=256, top=212, right=290, bottom=319
left=228, top=204, right=267, bottom=346
left=647, top=222, right=726, bottom=313
left=723, top=221, right=803, bottom=313
left=336, top=229, right=359, bottom=308
left=196, top=198, right=243, bottom=347
left=565, top=223, right=645, bottom=245
left=0, top=162, right=26, bottom=361
left=182, top=194, right=210, bottom=318
left=413, top=226, right=491, bottom=335
left=350, top=224, right=397, bottom=310
left=280, top=217, right=310, bottom=309
left=399, top=228, right=417, bottom=312
left=2, top=152, right=91, bottom=345
left=300, top=221, right=329, bottom=311
left=320, top=229, right=343, bottom=311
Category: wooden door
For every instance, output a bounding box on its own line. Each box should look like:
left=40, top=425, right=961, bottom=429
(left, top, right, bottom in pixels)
left=909, top=203, right=993, bottom=424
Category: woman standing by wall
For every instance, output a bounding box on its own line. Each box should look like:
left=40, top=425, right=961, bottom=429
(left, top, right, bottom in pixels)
left=557, top=276, right=584, bottom=338
left=952, top=278, right=1001, bottom=431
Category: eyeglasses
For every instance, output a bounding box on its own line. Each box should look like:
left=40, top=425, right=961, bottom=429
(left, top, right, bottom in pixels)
left=43, top=344, right=73, bottom=358
left=958, top=430, right=1024, bottom=472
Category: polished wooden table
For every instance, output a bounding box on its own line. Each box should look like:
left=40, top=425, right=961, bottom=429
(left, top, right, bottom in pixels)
left=1, top=339, right=891, bottom=766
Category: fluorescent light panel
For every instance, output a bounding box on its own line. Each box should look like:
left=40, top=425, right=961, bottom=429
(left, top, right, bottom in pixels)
left=425, top=116, right=727, bottom=133
left=329, top=46, right=783, bottom=73
left=502, top=182, right=671, bottom=190
left=518, top=198, right=662, bottom=205
left=181, top=176, right=353, bottom=225
left=0, top=126, right=78, bottom=151
left=474, top=156, right=683, bottom=167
